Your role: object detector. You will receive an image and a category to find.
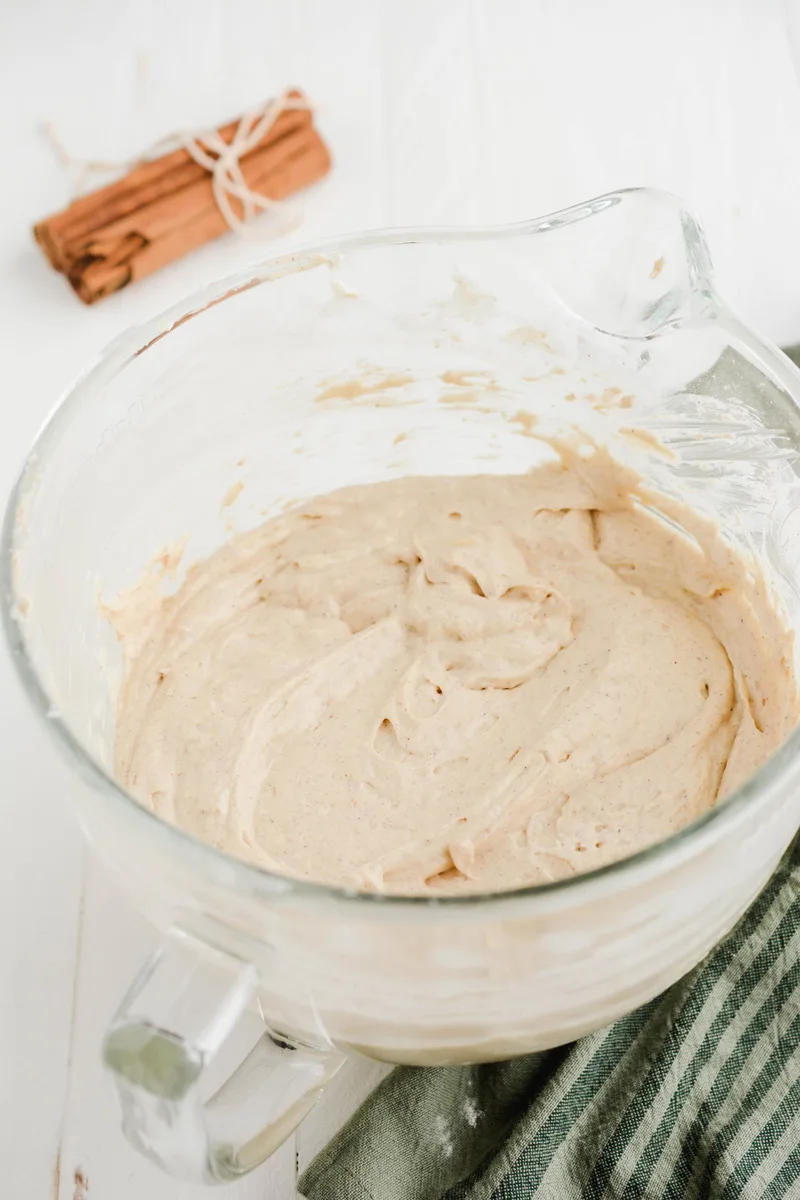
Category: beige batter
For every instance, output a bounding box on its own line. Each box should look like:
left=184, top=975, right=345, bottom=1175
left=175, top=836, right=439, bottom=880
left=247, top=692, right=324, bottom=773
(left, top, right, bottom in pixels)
left=113, top=447, right=797, bottom=895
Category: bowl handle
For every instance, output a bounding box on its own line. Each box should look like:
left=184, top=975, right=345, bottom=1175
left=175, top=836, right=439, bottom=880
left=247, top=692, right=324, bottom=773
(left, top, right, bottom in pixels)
left=102, top=926, right=344, bottom=1183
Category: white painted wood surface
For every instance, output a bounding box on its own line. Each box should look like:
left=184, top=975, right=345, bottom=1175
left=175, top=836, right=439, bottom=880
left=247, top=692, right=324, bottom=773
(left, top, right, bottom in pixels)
left=4, top=1, right=800, bottom=1195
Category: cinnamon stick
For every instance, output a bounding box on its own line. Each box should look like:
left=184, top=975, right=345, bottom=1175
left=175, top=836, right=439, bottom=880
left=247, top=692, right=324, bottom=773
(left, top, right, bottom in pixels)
left=34, top=90, right=331, bottom=304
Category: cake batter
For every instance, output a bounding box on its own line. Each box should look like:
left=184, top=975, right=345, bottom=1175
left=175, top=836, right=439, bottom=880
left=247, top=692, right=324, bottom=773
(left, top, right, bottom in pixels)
left=112, top=447, right=797, bottom=894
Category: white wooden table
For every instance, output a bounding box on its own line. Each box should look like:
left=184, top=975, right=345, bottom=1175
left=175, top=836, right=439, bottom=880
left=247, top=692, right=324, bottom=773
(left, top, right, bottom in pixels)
left=4, top=2, right=800, bottom=1195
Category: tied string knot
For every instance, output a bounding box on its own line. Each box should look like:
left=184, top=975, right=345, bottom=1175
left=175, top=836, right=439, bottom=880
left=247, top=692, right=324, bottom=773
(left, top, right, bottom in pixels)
left=42, top=88, right=311, bottom=236
left=179, top=88, right=310, bottom=233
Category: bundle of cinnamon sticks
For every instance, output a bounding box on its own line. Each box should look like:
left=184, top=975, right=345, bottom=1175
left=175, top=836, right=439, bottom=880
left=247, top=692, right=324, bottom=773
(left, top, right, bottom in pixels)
left=34, top=90, right=331, bottom=305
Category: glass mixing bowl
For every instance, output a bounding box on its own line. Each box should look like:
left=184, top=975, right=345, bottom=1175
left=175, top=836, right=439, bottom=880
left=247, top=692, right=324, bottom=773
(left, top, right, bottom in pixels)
left=5, top=188, right=800, bottom=1184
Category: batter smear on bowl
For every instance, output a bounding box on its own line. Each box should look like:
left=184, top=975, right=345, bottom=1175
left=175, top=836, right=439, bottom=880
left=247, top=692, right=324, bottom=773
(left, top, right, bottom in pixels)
left=112, top=445, right=798, bottom=895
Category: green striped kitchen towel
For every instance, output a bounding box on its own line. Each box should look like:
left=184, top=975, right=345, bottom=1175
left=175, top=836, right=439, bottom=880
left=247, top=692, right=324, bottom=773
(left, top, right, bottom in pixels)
left=300, top=838, right=800, bottom=1200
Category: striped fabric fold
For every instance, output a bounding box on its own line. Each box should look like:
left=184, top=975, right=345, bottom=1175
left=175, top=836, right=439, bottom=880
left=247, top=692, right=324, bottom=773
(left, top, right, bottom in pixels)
left=300, top=840, right=800, bottom=1200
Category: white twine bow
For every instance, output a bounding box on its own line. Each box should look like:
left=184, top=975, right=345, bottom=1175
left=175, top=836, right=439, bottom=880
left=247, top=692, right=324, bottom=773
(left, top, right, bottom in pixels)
left=178, top=88, right=310, bottom=234
left=42, top=88, right=310, bottom=237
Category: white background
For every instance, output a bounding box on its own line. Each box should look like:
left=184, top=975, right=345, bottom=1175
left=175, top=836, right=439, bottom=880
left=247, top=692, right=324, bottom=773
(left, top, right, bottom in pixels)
left=4, top=1, right=800, bottom=1196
